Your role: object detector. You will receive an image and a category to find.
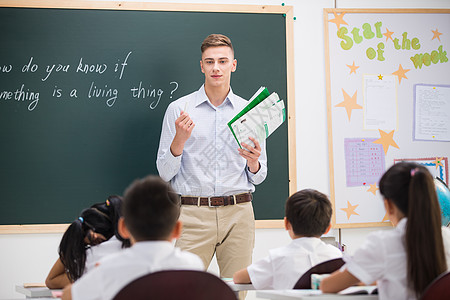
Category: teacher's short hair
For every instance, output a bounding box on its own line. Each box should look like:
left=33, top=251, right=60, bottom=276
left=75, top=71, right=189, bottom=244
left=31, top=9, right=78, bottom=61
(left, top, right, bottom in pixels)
left=201, top=33, right=234, bottom=54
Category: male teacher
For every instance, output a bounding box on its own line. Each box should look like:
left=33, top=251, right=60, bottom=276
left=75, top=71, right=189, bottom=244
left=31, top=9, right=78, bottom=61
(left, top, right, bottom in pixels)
left=156, top=34, right=267, bottom=279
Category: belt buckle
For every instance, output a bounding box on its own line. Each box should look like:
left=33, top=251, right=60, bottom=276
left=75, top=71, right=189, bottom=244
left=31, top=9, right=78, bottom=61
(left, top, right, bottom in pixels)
left=208, top=197, right=222, bottom=207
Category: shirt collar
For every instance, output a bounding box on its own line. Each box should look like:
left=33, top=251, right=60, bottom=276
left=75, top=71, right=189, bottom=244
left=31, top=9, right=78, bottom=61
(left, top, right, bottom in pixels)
left=194, top=84, right=236, bottom=108
left=132, top=240, right=173, bottom=251
left=396, top=217, right=407, bottom=233
left=291, top=237, right=323, bottom=250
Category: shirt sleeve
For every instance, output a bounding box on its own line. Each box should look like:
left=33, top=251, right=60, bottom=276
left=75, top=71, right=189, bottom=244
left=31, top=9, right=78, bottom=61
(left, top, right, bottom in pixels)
left=246, top=140, right=267, bottom=185
left=71, top=269, right=102, bottom=300
left=156, top=103, right=182, bottom=182
left=441, top=227, right=450, bottom=270
left=343, top=232, right=386, bottom=285
left=247, top=255, right=274, bottom=290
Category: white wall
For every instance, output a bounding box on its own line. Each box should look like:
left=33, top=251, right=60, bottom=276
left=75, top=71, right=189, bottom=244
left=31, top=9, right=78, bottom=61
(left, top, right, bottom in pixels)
left=1, top=0, right=449, bottom=298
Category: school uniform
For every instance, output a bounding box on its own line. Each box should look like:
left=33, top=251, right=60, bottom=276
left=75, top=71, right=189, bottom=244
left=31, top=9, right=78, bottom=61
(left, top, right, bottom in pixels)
left=247, top=237, right=343, bottom=289
left=71, top=241, right=204, bottom=300
left=343, top=218, right=450, bottom=300
left=84, top=236, right=123, bottom=274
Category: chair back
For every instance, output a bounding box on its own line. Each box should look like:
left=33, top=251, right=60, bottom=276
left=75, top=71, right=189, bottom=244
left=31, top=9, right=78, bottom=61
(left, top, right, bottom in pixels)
left=293, top=258, right=345, bottom=289
left=113, top=270, right=237, bottom=300
left=420, top=271, right=450, bottom=300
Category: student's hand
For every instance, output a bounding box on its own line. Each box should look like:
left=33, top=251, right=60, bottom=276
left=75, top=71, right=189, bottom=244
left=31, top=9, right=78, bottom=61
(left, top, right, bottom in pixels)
left=320, top=269, right=360, bottom=293
left=238, top=137, right=261, bottom=174
left=233, top=268, right=252, bottom=284
left=170, top=111, right=195, bottom=156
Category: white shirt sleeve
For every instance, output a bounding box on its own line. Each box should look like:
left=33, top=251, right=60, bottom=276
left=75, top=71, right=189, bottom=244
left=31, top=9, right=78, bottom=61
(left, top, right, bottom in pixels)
left=247, top=255, right=274, bottom=290
left=343, top=232, right=386, bottom=285
left=71, top=268, right=103, bottom=300
left=441, top=226, right=450, bottom=270
left=156, top=102, right=182, bottom=182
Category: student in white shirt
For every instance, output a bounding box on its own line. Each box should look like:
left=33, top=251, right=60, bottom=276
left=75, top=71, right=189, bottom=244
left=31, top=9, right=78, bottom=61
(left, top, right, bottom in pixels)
left=233, top=189, right=342, bottom=289
left=46, top=196, right=129, bottom=289
left=61, top=175, right=204, bottom=300
left=321, top=162, right=450, bottom=300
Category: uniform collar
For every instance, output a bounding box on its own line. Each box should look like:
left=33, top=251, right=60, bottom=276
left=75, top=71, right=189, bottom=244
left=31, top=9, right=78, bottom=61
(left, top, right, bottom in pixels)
left=396, top=217, right=407, bottom=232
left=291, top=236, right=323, bottom=250
left=132, top=240, right=173, bottom=251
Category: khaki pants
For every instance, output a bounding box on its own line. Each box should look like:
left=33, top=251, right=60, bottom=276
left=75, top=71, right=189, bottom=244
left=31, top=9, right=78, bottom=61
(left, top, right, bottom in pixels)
left=175, top=201, right=255, bottom=278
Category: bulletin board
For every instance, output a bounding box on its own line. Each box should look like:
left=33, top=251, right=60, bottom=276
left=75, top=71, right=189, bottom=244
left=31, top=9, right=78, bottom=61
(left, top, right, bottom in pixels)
left=324, top=9, right=450, bottom=228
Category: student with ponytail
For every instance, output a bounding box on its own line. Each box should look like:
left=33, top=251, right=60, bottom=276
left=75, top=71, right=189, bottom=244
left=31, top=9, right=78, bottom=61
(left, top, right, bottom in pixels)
left=45, top=196, right=129, bottom=289
left=321, top=162, right=450, bottom=299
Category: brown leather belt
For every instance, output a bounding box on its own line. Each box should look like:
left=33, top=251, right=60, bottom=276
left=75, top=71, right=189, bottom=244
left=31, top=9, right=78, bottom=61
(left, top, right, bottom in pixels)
left=181, top=192, right=252, bottom=207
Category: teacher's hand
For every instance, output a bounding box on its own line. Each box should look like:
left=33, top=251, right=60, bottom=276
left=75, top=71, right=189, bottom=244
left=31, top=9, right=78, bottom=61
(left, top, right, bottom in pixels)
left=170, top=111, right=195, bottom=156
left=238, top=136, right=261, bottom=174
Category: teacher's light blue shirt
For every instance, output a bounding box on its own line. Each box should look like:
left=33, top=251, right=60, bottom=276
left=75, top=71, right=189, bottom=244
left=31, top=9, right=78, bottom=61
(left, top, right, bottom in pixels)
left=156, top=85, right=267, bottom=197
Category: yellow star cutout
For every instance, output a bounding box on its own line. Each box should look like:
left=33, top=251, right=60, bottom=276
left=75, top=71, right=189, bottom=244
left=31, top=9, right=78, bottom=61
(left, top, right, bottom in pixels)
left=432, top=157, right=444, bottom=169
left=373, top=129, right=400, bottom=155
left=383, top=28, right=394, bottom=42
left=382, top=211, right=390, bottom=222
left=346, top=61, right=359, bottom=75
left=335, top=89, right=362, bottom=121
left=392, top=64, right=410, bottom=84
left=367, top=183, right=379, bottom=195
left=329, top=12, right=348, bottom=30
left=341, top=201, right=359, bottom=220
left=432, top=29, right=443, bottom=42
left=378, top=74, right=383, bottom=80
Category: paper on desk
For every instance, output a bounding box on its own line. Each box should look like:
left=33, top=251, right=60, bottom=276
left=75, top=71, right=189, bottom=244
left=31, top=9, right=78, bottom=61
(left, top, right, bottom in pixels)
left=228, top=87, right=285, bottom=148
left=52, top=290, right=63, bottom=298
left=23, top=282, right=47, bottom=287
left=339, top=286, right=378, bottom=294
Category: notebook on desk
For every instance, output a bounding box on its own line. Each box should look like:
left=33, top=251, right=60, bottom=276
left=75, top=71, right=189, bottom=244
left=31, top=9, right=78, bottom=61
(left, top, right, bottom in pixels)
left=340, top=286, right=378, bottom=295
left=16, top=284, right=59, bottom=297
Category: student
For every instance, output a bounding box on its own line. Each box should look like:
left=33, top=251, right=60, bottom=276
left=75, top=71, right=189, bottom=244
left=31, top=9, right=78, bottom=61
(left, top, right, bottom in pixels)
left=233, top=189, right=342, bottom=289
left=321, top=162, right=450, bottom=300
left=156, top=33, right=267, bottom=279
left=62, top=175, right=204, bottom=300
left=46, top=196, right=128, bottom=289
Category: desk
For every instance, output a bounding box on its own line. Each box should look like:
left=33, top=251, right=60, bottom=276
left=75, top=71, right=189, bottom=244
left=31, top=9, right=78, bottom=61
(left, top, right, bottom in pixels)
left=256, top=288, right=378, bottom=300
left=225, top=282, right=255, bottom=292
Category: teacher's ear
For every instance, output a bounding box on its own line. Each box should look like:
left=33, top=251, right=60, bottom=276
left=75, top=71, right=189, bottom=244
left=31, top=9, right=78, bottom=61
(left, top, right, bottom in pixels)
left=232, top=58, right=237, bottom=72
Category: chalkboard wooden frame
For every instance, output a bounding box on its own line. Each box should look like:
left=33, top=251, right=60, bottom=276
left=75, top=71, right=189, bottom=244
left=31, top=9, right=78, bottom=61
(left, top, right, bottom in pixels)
left=0, top=1, right=296, bottom=233
left=324, top=8, right=450, bottom=228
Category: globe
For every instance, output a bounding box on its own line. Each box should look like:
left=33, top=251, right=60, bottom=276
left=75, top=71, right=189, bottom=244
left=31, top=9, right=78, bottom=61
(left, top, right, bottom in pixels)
left=435, top=177, right=450, bottom=227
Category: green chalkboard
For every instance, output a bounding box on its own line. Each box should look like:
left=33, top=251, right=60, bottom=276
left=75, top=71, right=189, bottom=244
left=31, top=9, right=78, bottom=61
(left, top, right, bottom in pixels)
left=0, top=5, right=290, bottom=225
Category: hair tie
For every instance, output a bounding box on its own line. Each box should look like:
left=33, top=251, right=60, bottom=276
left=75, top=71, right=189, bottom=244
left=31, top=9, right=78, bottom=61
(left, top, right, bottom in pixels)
left=78, top=216, right=84, bottom=223
left=106, top=199, right=110, bottom=206
left=410, top=168, right=419, bottom=177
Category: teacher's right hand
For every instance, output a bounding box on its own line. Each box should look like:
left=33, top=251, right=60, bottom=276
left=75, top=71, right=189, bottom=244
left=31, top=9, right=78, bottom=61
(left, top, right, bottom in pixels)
left=170, top=111, right=195, bottom=156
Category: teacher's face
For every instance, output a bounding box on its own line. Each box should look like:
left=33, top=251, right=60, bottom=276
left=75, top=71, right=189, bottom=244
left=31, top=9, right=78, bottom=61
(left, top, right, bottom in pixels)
left=200, top=46, right=237, bottom=89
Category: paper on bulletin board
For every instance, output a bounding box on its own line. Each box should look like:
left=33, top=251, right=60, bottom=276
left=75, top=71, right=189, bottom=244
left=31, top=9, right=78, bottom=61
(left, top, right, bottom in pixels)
left=344, top=138, right=386, bottom=187
left=363, top=74, right=398, bottom=131
left=394, top=157, right=448, bottom=185
left=414, top=84, right=450, bottom=142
